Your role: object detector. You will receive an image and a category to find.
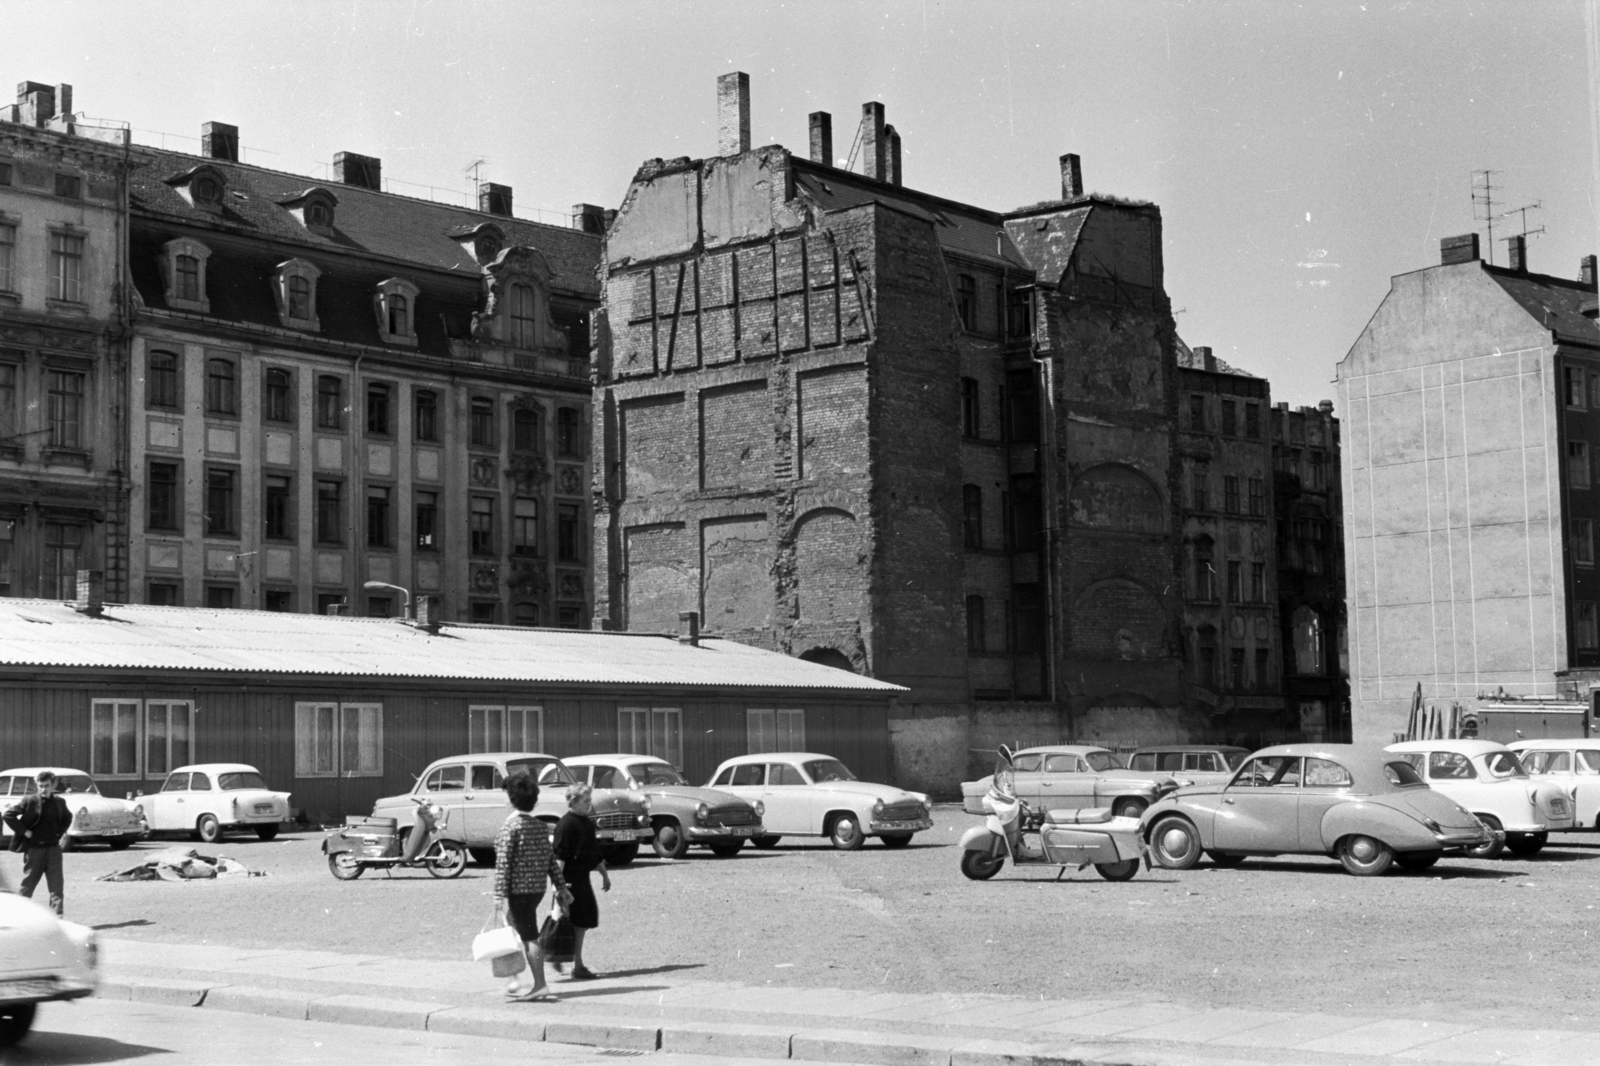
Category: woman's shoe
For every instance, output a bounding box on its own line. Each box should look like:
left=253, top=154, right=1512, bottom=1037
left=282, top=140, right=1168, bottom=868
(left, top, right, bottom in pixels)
left=569, top=966, right=598, bottom=980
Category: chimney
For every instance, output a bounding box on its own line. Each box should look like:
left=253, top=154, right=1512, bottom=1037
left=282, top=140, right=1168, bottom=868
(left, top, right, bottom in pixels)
left=861, top=102, right=886, bottom=181
left=74, top=570, right=104, bottom=616
left=1440, top=233, right=1480, bottom=265
left=16, top=81, right=54, bottom=127
left=1318, top=399, right=1335, bottom=414
left=678, top=610, right=700, bottom=647
left=202, top=121, right=239, bottom=162
left=717, top=71, right=751, bottom=156
left=1060, top=153, right=1083, bottom=199
left=477, top=181, right=513, bottom=217
left=413, top=595, right=442, bottom=634
left=603, top=208, right=617, bottom=230
left=1195, top=345, right=1216, bottom=372
left=1507, top=234, right=1528, bottom=273
left=572, top=203, right=606, bottom=234
left=886, top=124, right=903, bottom=186
left=1581, top=255, right=1596, bottom=287
left=809, top=111, right=833, bottom=165
left=54, top=83, right=71, bottom=119
left=324, top=600, right=350, bottom=616
left=333, top=151, right=382, bottom=191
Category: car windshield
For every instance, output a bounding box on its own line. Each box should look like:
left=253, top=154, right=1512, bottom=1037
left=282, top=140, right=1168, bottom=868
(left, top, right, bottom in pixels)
left=1225, top=752, right=1249, bottom=769
left=1085, top=751, right=1122, bottom=772
left=507, top=758, right=574, bottom=786
left=1521, top=750, right=1572, bottom=775
left=629, top=763, right=687, bottom=786
left=1384, top=761, right=1425, bottom=786
left=54, top=775, right=97, bottom=794
left=1483, top=752, right=1528, bottom=779
left=218, top=772, right=267, bottom=791
left=803, top=759, right=856, bottom=783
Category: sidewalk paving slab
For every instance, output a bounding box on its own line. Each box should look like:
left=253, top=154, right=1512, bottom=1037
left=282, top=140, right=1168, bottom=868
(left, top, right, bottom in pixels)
left=853, top=993, right=1015, bottom=1024
left=1208, top=1011, right=1377, bottom=1049
left=426, top=1005, right=548, bottom=1042
left=1035, top=1003, right=1201, bottom=1038
left=939, top=997, right=1130, bottom=1030
left=951, top=1037, right=1096, bottom=1066
left=204, top=985, right=312, bottom=1020
left=1297, top=1020, right=1474, bottom=1057
left=659, top=1020, right=795, bottom=1059
left=305, top=992, right=453, bottom=1031
left=1395, top=1028, right=1590, bottom=1064
left=791, top=1028, right=957, bottom=1066
left=1504, top=1033, right=1600, bottom=1066
left=128, top=976, right=227, bottom=1007
left=1121, top=1009, right=1295, bottom=1045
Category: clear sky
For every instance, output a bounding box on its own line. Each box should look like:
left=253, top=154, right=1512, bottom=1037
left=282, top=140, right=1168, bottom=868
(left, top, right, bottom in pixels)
left=7, top=1, right=1595, bottom=408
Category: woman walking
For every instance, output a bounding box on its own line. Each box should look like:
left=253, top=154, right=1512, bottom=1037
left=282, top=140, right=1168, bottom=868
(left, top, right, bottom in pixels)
left=553, top=783, right=611, bottom=980
left=493, top=772, right=570, bottom=1003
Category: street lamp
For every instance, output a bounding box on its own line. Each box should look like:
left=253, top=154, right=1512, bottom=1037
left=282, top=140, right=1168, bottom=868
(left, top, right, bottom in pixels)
left=362, top=580, right=412, bottom=620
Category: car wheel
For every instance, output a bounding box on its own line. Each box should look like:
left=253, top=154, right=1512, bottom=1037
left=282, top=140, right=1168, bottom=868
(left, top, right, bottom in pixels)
left=328, top=852, right=363, bottom=880
left=1206, top=850, right=1246, bottom=867
left=1149, top=815, right=1202, bottom=870
left=709, top=842, right=744, bottom=858
left=108, top=836, right=134, bottom=850
left=960, top=848, right=1004, bottom=881
left=195, top=814, right=222, bottom=844
left=828, top=813, right=865, bottom=851
left=1507, top=832, right=1547, bottom=856
left=653, top=820, right=691, bottom=860
left=0, top=1003, right=36, bottom=1048
left=1467, top=814, right=1505, bottom=859
left=750, top=835, right=782, bottom=849
left=1096, top=858, right=1140, bottom=881
left=468, top=847, right=496, bottom=867
left=1338, top=834, right=1394, bottom=876
left=427, top=841, right=468, bottom=879
left=1112, top=797, right=1148, bottom=819
left=1396, top=850, right=1442, bottom=871
left=604, top=842, right=640, bottom=867
left=255, top=825, right=280, bottom=842
left=880, top=833, right=913, bottom=849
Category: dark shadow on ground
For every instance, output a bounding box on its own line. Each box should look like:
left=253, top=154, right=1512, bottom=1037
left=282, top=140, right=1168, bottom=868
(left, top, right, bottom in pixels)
left=550, top=983, right=670, bottom=1000
left=1510, top=849, right=1600, bottom=863
left=8, top=1032, right=169, bottom=1063
left=91, top=919, right=154, bottom=930
left=1234, top=859, right=1522, bottom=880
left=563, top=963, right=704, bottom=980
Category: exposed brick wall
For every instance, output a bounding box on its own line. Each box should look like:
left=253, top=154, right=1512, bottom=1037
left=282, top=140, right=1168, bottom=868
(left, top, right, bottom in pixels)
left=621, top=393, right=688, bottom=497
left=699, top=380, right=771, bottom=489
left=797, top=365, right=868, bottom=480
left=794, top=507, right=864, bottom=625
left=623, top=522, right=693, bottom=631
left=701, top=514, right=773, bottom=630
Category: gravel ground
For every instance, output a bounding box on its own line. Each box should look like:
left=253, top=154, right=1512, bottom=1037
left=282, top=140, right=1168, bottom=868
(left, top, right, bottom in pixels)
left=22, top=807, right=1600, bottom=1028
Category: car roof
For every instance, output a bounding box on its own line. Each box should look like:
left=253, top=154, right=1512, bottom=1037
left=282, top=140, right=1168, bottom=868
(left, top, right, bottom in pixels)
left=1129, top=745, right=1250, bottom=754
left=0, top=767, right=91, bottom=777
left=426, top=752, right=562, bottom=764
left=716, top=752, right=833, bottom=766
left=1241, top=744, right=1416, bottom=791
left=562, top=754, right=666, bottom=765
left=172, top=763, right=260, bottom=774
left=1507, top=739, right=1600, bottom=750
left=1386, top=739, right=1516, bottom=756
left=1013, top=745, right=1113, bottom=756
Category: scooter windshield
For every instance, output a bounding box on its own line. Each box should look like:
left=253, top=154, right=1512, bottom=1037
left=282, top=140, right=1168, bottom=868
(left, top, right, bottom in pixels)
left=992, top=755, right=1017, bottom=798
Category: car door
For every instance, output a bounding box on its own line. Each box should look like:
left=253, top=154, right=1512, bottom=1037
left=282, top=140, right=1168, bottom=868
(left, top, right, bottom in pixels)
left=461, top=763, right=508, bottom=845
left=1573, top=748, right=1600, bottom=826
left=763, top=763, right=811, bottom=834
left=1213, top=756, right=1302, bottom=853
left=1297, top=757, right=1354, bottom=850
left=429, top=763, right=469, bottom=837
left=146, top=772, right=189, bottom=830
left=1425, top=750, right=1481, bottom=812
left=1009, top=753, right=1045, bottom=804
left=1038, top=754, right=1094, bottom=808
left=186, top=772, right=215, bottom=827
left=719, top=763, right=767, bottom=821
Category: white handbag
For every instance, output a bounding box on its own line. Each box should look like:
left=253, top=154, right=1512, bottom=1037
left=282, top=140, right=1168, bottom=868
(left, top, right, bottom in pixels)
left=472, top=916, right=523, bottom=962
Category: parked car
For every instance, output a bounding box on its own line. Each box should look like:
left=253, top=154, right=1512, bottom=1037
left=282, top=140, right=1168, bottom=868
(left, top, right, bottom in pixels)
left=1509, top=738, right=1600, bottom=833
left=0, top=767, right=145, bottom=849
left=565, top=754, right=765, bottom=859
left=1387, top=739, right=1573, bottom=858
left=373, top=752, right=653, bottom=865
left=1141, top=743, right=1492, bottom=876
left=707, top=752, right=931, bottom=850
left=142, top=763, right=290, bottom=843
left=1120, top=746, right=1249, bottom=787
left=962, top=745, right=1171, bottom=818
left=0, top=870, right=98, bottom=1047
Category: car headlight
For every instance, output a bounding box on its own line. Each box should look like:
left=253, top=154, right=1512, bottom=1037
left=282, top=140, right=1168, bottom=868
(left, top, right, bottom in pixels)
left=132, top=804, right=145, bottom=821
left=753, top=800, right=764, bottom=817
left=639, top=794, right=652, bottom=812
left=636, top=812, right=650, bottom=827
left=76, top=807, right=89, bottom=825
left=873, top=799, right=885, bottom=816
left=696, top=802, right=710, bottom=823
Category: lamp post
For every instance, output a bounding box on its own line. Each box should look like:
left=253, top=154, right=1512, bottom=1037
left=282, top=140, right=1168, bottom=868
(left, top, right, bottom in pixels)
left=362, top=580, right=412, bottom=620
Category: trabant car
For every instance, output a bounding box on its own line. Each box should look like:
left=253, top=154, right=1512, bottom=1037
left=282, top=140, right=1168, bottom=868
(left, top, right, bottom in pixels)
left=565, top=754, right=765, bottom=859
left=708, top=752, right=931, bottom=850
left=0, top=869, right=98, bottom=1047
left=1387, top=740, right=1573, bottom=858
left=1509, top=738, right=1600, bottom=834
left=142, top=763, right=290, bottom=843
left=0, top=767, right=145, bottom=849
left=373, top=752, right=652, bottom=865
left=1121, top=746, right=1249, bottom=787
left=962, top=745, right=1169, bottom=819
left=1141, top=743, right=1491, bottom=876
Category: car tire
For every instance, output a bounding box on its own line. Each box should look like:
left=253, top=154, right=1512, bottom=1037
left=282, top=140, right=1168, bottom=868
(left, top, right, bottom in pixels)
left=1506, top=832, right=1547, bottom=857
left=1112, top=797, right=1148, bottom=819
left=195, top=814, right=222, bottom=844
left=1149, top=815, right=1202, bottom=869
left=328, top=852, right=363, bottom=880
left=1466, top=814, right=1505, bottom=860
left=255, top=825, right=280, bottom=842
left=880, top=833, right=913, bottom=849
left=1206, top=850, right=1246, bottom=867
left=1096, top=858, right=1140, bottom=881
left=468, top=847, right=496, bottom=867
left=709, top=841, right=744, bottom=857
left=0, top=1003, right=36, bottom=1048
left=604, top=842, right=640, bottom=867
left=108, top=836, right=134, bottom=850
left=427, top=841, right=468, bottom=879
left=653, top=820, right=691, bottom=860
left=828, top=813, right=865, bottom=851
left=1337, top=834, right=1394, bottom=876
left=1396, top=850, right=1442, bottom=871
left=960, top=848, right=1005, bottom=881
left=750, top=835, right=781, bottom=849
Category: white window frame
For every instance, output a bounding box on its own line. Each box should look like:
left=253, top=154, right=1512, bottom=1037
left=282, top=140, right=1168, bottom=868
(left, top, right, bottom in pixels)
left=618, top=707, right=683, bottom=768
left=273, top=258, right=322, bottom=332
left=469, top=704, right=544, bottom=754
left=0, top=219, right=14, bottom=295
left=90, top=699, right=141, bottom=778
left=144, top=700, right=195, bottom=778
left=294, top=700, right=384, bottom=778
left=746, top=708, right=805, bottom=754
left=373, top=277, right=420, bottom=347
left=162, top=237, right=212, bottom=313
left=89, top=699, right=195, bottom=780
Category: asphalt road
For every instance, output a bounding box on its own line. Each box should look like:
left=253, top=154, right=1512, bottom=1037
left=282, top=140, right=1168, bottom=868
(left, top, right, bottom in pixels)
left=18, top=809, right=1600, bottom=1031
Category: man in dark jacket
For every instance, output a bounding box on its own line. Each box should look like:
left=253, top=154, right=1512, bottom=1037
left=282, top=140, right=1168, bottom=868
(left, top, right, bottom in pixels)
left=4, top=771, right=71, bottom=915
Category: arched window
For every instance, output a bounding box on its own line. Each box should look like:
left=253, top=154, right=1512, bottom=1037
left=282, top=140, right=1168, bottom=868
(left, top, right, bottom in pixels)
left=966, top=595, right=986, bottom=654
left=264, top=367, right=293, bottom=423
left=962, top=485, right=983, bottom=549
left=1193, top=536, right=1215, bottom=600
left=1292, top=606, right=1324, bottom=676
left=288, top=275, right=311, bottom=320
left=509, top=283, right=536, bottom=348
left=387, top=293, right=408, bottom=337
left=205, top=358, right=237, bottom=415
left=175, top=255, right=200, bottom=302
left=470, top=397, right=496, bottom=448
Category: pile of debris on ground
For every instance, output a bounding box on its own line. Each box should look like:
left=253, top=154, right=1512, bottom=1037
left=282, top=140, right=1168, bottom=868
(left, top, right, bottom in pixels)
left=97, top=846, right=264, bottom=881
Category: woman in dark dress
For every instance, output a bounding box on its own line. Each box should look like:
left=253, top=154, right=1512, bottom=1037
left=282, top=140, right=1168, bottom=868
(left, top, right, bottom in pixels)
left=552, top=783, right=611, bottom=980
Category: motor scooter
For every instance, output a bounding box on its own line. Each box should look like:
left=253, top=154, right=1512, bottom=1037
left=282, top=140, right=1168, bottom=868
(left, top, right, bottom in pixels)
left=959, top=746, right=1151, bottom=882
left=323, top=796, right=467, bottom=880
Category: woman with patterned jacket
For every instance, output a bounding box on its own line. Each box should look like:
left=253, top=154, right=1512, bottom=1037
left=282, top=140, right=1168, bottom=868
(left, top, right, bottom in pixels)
left=493, top=771, right=571, bottom=1003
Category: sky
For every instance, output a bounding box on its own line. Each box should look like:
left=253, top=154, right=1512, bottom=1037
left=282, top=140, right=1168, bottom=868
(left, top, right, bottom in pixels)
left=7, top=1, right=1596, bottom=408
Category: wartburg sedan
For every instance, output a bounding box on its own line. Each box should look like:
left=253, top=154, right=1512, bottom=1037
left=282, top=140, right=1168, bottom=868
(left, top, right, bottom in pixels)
left=962, top=745, right=1169, bottom=819
left=1509, top=739, right=1600, bottom=834
left=565, top=754, right=765, bottom=859
left=0, top=767, right=145, bottom=849
left=1387, top=740, right=1573, bottom=858
left=708, top=752, right=931, bottom=850
left=143, top=763, right=291, bottom=843
left=0, top=876, right=98, bottom=1047
left=1141, top=744, right=1492, bottom=876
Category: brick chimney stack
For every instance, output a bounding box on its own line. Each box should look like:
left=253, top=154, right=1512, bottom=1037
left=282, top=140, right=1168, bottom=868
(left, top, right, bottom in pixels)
left=202, top=121, right=239, bottom=162
left=16, top=81, right=57, bottom=127
left=1581, top=255, right=1596, bottom=287
left=478, top=182, right=513, bottom=217
left=717, top=72, right=751, bottom=156
left=572, top=203, right=607, bottom=234
left=1060, top=153, right=1083, bottom=199
left=334, top=151, right=382, bottom=191
left=886, top=124, right=903, bottom=186
left=1507, top=234, right=1528, bottom=273
left=809, top=111, right=833, bottom=165
left=74, top=570, right=104, bottom=616
left=678, top=610, right=701, bottom=647
left=1194, top=345, right=1216, bottom=372
left=861, top=102, right=886, bottom=181
left=1440, top=234, right=1480, bottom=265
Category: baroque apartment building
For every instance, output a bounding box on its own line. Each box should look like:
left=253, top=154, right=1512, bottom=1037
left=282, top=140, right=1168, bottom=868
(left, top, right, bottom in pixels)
left=125, top=123, right=602, bottom=622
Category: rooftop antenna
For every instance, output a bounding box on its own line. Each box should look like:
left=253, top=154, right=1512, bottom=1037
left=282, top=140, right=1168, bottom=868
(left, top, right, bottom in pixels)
left=464, top=157, right=488, bottom=205
left=1471, top=170, right=1501, bottom=265
left=1500, top=200, right=1546, bottom=250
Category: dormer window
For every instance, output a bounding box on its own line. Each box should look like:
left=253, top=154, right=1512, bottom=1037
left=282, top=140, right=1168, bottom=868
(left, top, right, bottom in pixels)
left=161, top=237, right=212, bottom=313
left=277, top=188, right=338, bottom=236
left=449, top=222, right=507, bottom=267
left=194, top=176, right=221, bottom=205
left=470, top=245, right=564, bottom=353
left=273, top=258, right=321, bottom=331
left=165, top=164, right=228, bottom=213
left=509, top=283, right=536, bottom=348
left=373, top=277, right=420, bottom=347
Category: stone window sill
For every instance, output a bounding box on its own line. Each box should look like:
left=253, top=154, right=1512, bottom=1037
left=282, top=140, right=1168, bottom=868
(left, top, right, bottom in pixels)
left=168, top=297, right=210, bottom=314
left=43, top=447, right=91, bottom=466
left=46, top=299, right=88, bottom=316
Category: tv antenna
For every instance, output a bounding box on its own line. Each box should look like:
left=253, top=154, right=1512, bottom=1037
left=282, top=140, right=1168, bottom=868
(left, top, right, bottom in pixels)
left=1500, top=200, right=1546, bottom=249
left=1471, top=170, right=1500, bottom=265
left=464, top=157, right=489, bottom=189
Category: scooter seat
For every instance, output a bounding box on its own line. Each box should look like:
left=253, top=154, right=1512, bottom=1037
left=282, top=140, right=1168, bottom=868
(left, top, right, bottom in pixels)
left=1045, top=807, right=1114, bottom=825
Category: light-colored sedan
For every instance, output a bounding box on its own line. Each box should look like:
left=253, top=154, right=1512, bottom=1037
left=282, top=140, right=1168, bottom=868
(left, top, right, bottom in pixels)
left=565, top=754, right=765, bottom=859
left=1387, top=740, right=1573, bottom=858
left=707, top=752, right=931, bottom=851
left=962, top=745, right=1171, bottom=819
left=0, top=875, right=97, bottom=1047
left=143, top=763, right=291, bottom=843
left=0, top=767, right=145, bottom=849
left=1509, top=739, right=1600, bottom=834
left=1121, top=746, right=1250, bottom=787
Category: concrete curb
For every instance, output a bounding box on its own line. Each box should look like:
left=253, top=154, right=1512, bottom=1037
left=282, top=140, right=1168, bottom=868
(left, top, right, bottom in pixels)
left=305, top=993, right=452, bottom=1031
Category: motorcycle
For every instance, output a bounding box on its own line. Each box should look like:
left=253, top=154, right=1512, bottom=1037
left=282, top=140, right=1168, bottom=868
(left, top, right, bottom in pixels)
left=958, top=745, right=1152, bottom=882
left=323, top=797, right=467, bottom=880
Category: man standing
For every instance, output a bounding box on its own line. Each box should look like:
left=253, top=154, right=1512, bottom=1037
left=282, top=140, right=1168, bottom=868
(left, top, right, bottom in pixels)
left=4, top=771, right=71, bottom=915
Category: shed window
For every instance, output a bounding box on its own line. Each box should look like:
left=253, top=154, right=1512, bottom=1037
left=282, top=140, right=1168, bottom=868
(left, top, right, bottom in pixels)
left=295, top=702, right=383, bottom=777
left=469, top=704, right=544, bottom=754
left=144, top=701, right=193, bottom=777
left=747, top=708, right=804, bottom=754
left=90, top=700, right=140, bottom=777
left=618, top=707, right=683, bottom=768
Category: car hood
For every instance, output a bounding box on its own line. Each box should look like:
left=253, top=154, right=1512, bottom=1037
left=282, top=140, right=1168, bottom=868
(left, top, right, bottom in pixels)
left=645, top=785, right=752, bottom=808
left=0, top=893, right=84, bottom=978
left=591, top=788, right=647, bottom=814
left=1389, top=788, right=1482, bottom=829
left=805, top=781, right=928, bottom=804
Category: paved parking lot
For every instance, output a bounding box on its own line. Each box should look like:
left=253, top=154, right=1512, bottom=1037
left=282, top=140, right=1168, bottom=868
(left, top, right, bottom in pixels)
left=24, top=807, right=1600, bottom=1029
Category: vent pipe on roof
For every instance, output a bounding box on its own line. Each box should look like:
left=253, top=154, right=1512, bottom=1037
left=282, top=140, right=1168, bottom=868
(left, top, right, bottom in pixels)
left=74, top=569, right=103, bottom=617
left=1060, top=153, right=1083, bottom=199
left=717, top=72, right=751, bottom=156
left=202, top=122, right=239, bottom=162
left=809, top=111, right=833, bottom=165
left=678, top=610, right=700, bottom=647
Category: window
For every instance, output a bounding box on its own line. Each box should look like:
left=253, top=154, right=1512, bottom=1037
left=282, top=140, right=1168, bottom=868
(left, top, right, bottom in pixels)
left=416, top=491, right=438, bottom=550
left=961, top=377, right=980, bottom=437
left=513, top=498, right=539, bottom=556
left=1230, top=648, right=1245, bottom=689
left=49, top=232, right=83, bottom=303
left=1224, top=475, right=1240, bottom=515
left=175, top=255, right=200, bottom=303
left=470, top=496, right=495, bottom=555
left=264, top=368, right=293, bottom=423
left=1577, top=519, right=1595, bottom=566
left=1428, top=751, right=1477, bottom=780
left=1010, top=474, right=1040, bottom=550
left=0, top=520, right=12, bottom=595
left=0, top=162, right=8, bottom=185
left=513, top=407, right=540, bottom=452
left=966, top=595, right=986, bottom=654
left=193, top=176, right=221, bottom=205
left=205, top=358, right=237, bottom=415
left=747, top=708, right=805, bottom=754
left=509, top=283, right=537, bottom=348
left=0, top=363, right=12, bottom=442
left=619, top=707, right=683, bottom=768
left=1191, top=462, right=1209, bottom=511
left=148, top=462, right=179, bottom=530
left=294, top=702, right=383, bottom=777
left=274, top=258, right=321, bottom=329
left=54, top=173, right=81, bottom=199
left=470, top=601, right=499, bottom=624
left=1568, top=366, right=1587, bottom=408
left=1293, top=606, right=1324, bottom=674
left=317, top=593, right=347, bottom=615
left=513, top=602, right=540, bottom=627
left=366, top=595, right=392, bottom=618
left=1221, top=400, right=1237, bottom=437
left=1193, top=538, right=1216, bottom=600
left=1012, top=583, right=1044, bottom=655
left=1007, top=369, right=1039, bottom=442
left=1251, top=562, right=1267, bottom=603
left=1308, top=452, right=1327, bottom=490
left=90, top=701, right=141, bottom=777
left=1304, top=758, right=1353, bottom=788
left=557, top=407, right=581, bottom=456
left=206, top=585, right=236, bottom=609
left=47, top=370, right=84, bottom=448
left=558, top=604, right=581, bottom=628
left=963, top=485, right=983, bottom=549
left=316, top=376, right=343, bottom=430
left=470, top=398, right=495, bottom=447
left=148, top=351, right=180, bottom=409
left=1564, top=440, right=1583, bottom=485
left=557, top=503, right=581, bottom=561
left=365, top=383, right=391, bottom=436
left=1591, top=373, right=1600, bottom=409
left=387, top=293, right=407, bottom=336
left=263, top=475, right=292, bottom=540
left=42, top=523, right=82, bottom=599
left=0, top=223, right=15, bottom=292
left=374, top=278, right=419, bottom=345
left=1227, top=561, right=1242, bottom=603
left=205, top=467, right=237, bottom=536
left=366, top=486, right=391, bottom=548
left=1579, top=602, right=1600, bottom=651
left=1248, top=477, right=1265, bottom=516
left=414, top=390, right=438, bottom=442
left=316, top=480, right=343, bottom=544
left=1189, top=394, right=1206, bottom=431
left=289, top=277, right=309, bottom=319
left=1007, top=287, right=1033, bottom=337
left=955, top=274, right=976, bottom=330
left=1255, top=647, right=1271, bottom=689
left=1197, top=627, right=1217, bottom=688
left=469, top=704, right=543, bottom=754
left=147, top=581, right=179, bottom=606
left=1245, top=403, right=1261, bottom=438
left=264, top=589, right=293, bottom=612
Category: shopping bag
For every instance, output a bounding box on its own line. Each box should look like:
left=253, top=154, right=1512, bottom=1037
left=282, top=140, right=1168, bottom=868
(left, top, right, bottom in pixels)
left=472, top=916, right=524, bottom=963
left=539, top=900, right=575, bottom=964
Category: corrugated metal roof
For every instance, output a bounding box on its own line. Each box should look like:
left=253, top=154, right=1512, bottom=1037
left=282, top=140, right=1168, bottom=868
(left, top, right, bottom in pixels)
left=0, top=600, right=904, bottom=694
